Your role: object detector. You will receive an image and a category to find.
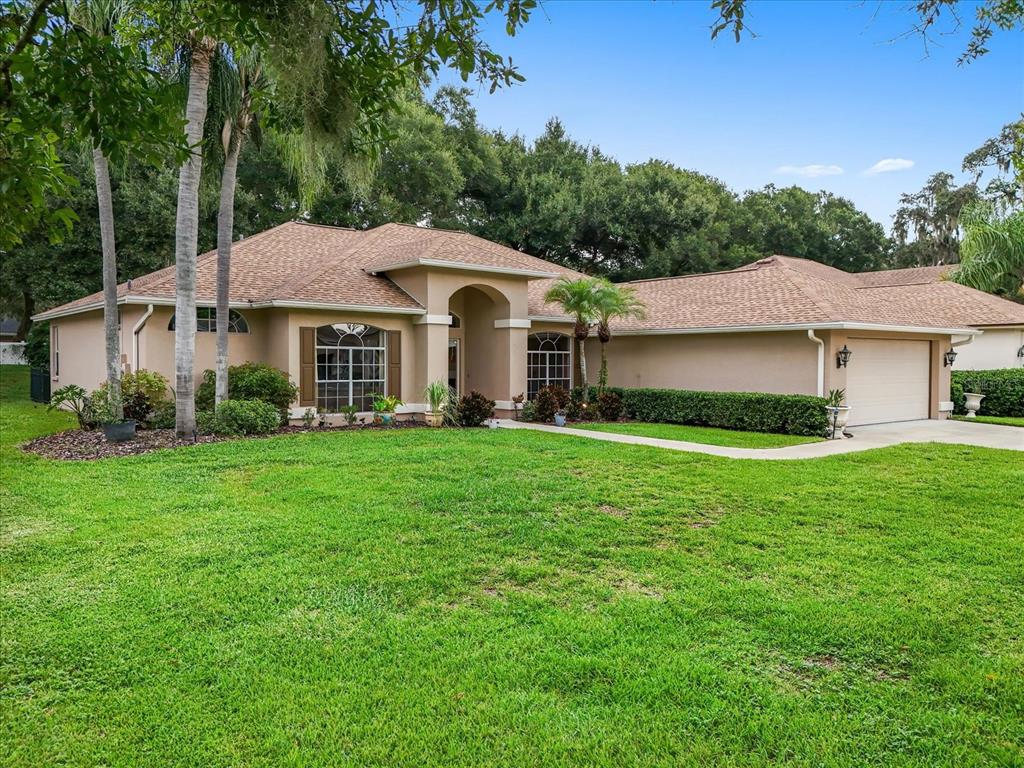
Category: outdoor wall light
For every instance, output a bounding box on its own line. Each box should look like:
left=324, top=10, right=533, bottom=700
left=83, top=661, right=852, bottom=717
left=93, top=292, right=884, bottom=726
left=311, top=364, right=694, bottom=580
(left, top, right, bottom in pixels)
left=836, top=344, right=852, bottom=368
left=943, top=349, right=958, bottom=367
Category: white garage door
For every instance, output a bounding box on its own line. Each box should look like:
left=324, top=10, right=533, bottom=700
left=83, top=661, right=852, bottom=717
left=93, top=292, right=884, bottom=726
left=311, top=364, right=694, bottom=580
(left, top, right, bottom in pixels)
left=845, top=339, right=931, bottom=426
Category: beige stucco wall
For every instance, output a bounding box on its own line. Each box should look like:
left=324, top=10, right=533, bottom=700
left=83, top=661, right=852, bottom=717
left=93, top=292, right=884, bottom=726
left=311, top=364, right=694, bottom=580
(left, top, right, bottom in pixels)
left=585, top=330, right=820, bottom=395
left=50, top=311, right=108, bottom=392
left=953, top=327, right=1024, bottom=370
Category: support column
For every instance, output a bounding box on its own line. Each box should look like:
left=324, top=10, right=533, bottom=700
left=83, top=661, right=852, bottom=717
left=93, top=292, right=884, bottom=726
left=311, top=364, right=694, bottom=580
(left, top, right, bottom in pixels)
left=413, top=316, right=451, bottom=410
left=493, top=319, right=529, bottom=414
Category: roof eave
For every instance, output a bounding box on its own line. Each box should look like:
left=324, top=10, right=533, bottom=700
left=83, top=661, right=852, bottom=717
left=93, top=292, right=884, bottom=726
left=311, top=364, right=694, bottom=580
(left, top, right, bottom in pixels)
left=611, top=321, right=982, bottom=337
left=368, top=258, right=558, bottom=280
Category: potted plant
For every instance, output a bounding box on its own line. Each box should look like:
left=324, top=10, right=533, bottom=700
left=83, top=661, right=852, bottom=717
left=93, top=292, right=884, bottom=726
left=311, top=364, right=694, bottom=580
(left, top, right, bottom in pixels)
left=553, top=407, right=568, bottom=427
left=825, top=388, right=850, bottom=439
left=423, top=380, right=450, bottom=427
left=93, top=393, right=137, bottom=443
left=371, top=393, right=403, bottom=425
left=962, top=377, right=985, bottom=418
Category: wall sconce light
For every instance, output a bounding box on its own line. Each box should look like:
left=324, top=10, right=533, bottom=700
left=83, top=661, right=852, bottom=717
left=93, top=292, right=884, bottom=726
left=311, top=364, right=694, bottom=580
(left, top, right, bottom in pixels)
left=836, top=344, right=852, bottom=369
left=943, top=349, right=957, bottom=367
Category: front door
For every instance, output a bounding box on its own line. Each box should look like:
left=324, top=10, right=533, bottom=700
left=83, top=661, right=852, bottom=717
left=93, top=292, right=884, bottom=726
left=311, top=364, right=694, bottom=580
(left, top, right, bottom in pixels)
left=448, top=339, right=460, bottom=394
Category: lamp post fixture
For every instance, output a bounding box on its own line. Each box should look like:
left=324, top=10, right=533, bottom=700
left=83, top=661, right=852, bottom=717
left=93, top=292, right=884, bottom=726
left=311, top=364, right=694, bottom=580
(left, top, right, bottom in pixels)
left=836, top=344, right=852, bottom=369
left=943, top=349, right=957, bottom=367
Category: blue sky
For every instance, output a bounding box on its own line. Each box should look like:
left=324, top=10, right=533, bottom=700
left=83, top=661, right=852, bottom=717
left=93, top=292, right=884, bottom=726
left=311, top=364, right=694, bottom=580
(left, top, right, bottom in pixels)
left=435, top=0, right=1022, bottom=228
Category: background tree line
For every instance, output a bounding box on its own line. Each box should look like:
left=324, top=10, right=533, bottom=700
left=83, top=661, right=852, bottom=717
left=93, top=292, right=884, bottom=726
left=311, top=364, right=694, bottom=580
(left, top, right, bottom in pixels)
left=5, top=92, right=1019, bottom=337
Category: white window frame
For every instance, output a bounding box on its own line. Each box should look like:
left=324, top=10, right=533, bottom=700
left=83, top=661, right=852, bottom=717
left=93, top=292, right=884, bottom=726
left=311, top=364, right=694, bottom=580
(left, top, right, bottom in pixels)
left=167, top=308, right=249, bottom=333
left=315, top=323, right=387, bottom=413
left=527, top=332, right=572, bottom=399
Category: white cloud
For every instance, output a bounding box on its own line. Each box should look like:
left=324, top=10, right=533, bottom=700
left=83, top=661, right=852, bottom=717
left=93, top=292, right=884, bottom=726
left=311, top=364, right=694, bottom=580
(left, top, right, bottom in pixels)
left=775, top=164, right=845, bottom=178
left=864, top=158, right=915, bottom=175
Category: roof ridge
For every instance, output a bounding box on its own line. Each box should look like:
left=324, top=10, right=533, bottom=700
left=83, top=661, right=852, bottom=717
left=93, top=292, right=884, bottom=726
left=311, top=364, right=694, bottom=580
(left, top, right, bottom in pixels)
left=266, top=227, right=386, bottom=300
left=769, top=258, right=843, bottom=321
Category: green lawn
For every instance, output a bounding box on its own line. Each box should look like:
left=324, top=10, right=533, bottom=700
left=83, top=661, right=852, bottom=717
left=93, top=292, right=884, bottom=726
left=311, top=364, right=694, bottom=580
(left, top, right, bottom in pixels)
left=952, top=415, right=1024, bottom=428
left=1, top=364, right=1022, bottom=767
left=570, top=420, right=822, bottom=448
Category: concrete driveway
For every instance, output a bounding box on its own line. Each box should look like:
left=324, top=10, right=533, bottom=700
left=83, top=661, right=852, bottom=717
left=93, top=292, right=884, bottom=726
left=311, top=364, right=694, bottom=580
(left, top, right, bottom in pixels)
left=499, top=418, right=1024, bottom=460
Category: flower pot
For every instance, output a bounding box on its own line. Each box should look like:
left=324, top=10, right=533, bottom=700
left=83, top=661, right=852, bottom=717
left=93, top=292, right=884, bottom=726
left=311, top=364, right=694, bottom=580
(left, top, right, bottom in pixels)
left=379, top=412, right=395, bottom=425
left=425, top=411, right=444, bottom=427
left=963, top=392, right=985, bottom=418
left=825, top=406, right=851, bottom=439
left=553, top=413, right=567, bottom=427
left=103, top=420, right=137, bottom=443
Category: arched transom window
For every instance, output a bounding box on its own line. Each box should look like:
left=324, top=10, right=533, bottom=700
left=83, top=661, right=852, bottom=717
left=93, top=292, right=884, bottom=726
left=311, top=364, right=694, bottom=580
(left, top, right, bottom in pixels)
left=168, top=308, right=249, bottom=333
left=527, top=332, right=571, bottom=399
left=316, top=323, right=386, bottom=412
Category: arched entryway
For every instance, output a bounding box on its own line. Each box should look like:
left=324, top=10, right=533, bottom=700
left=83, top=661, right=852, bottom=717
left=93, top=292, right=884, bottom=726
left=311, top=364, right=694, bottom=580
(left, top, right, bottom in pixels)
left=447, top=284, right=514, bottom=402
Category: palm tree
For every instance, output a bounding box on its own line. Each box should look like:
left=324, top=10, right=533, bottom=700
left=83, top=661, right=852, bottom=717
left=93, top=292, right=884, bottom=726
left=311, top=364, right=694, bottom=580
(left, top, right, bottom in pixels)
left=593, top=280, right=647, bottom=393
left=174, top=34, right=217, bottom=437
left=210, top=46, right=263, bottom=405
left=543, top=276, right=600, bottom=399
left=951, top=204, right=1024, bottom=300
left=73, top=0, right=124, bottom=420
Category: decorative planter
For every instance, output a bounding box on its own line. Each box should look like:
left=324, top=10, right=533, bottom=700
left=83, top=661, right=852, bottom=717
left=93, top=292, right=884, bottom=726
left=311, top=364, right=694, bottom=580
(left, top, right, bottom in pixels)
left=103, top=420, right=137, bottom=443
left=554, top=413, right=567, bottom=427
left=963, top=392, right=985, bottom=418
left=485, top=418, right=500, bottom=429
left=825, top=406, right=851, bottom=439
left=425, top=411, right=444, bottom=427
left=379, top=412, right=395, bottom=425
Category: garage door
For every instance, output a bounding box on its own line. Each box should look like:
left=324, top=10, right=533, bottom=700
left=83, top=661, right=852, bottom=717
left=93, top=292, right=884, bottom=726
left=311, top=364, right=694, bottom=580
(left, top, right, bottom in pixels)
left=845, top=339, right=931, bottom=426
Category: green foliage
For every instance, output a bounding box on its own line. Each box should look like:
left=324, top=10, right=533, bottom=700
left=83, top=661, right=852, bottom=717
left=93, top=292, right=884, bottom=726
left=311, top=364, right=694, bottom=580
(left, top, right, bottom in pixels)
left=208, top=399, right=282, bottom=436
left=338, top=405, right=359, bottom=425
left=23, top=321, right=49, bottom=371
left=424, top=380, right=452, bottom=413
left=532, top=386, right=569, bottom=423
left=951, top=369, right=1024, bottom=417
left=950, top=204, right=1024, bottom=299
left=196, top=363, right=297, bottom=417
left=519, top=400, right=538, bottom=422
left=149, top=400, right=176, bottom=430
left=48, top=384, right=95, bottom=429
left=371, top=394, right=402, bottom=413
left=892, top=172, right=980, bottom=267
left=825, top=388, right=846, bottom=408
left=91, top=369, right=169, bottom=426
left=597, top=391, right=624, bottom=421
left=451, top=391, right=495, bottom=427
left=622, top=388, right=829, bottom=437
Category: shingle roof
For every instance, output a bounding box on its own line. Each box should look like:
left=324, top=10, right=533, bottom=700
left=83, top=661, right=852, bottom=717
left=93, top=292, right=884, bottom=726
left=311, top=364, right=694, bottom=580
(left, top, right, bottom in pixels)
left=35, top=221, right=1021, bottom=332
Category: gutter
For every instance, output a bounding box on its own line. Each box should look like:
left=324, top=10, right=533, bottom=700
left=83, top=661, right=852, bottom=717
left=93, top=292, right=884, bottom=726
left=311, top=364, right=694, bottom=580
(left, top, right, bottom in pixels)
left=608, top=321, right=982, bottom=337
left=806, top=330, right=825, bottom=397
left=131, top=304, right=155, bottom=372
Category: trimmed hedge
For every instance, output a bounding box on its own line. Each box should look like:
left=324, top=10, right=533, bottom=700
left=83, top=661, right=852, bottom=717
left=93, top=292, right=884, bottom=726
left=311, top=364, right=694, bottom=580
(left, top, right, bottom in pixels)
left=620, top=388, right=828, bottom=437
left=951, top=369, right=1024, bottom=417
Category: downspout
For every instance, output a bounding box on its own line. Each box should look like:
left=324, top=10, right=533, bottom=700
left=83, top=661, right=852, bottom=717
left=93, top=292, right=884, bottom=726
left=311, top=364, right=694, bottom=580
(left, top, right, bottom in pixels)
left=807, top=329, right=824, bottom=397
left=132, top=304, right=155, bottom=373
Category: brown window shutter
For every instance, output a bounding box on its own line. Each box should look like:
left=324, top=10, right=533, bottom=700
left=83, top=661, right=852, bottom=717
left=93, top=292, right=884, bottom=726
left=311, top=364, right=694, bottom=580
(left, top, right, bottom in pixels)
left=299, top=326, right=316, bottom=407
left=387, top=331, right=402, bottom=399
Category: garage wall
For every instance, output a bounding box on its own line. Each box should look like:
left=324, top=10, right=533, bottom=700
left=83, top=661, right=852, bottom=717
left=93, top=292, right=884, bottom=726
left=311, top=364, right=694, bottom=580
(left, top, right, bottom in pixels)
left=585, top=330, right=819, bottom=395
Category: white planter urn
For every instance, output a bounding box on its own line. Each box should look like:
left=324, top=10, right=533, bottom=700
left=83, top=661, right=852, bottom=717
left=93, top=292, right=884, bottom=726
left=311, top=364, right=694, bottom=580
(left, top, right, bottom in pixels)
left=963, top=392, right=985, bottom=418
left=825, top=405, right=851, bottom=439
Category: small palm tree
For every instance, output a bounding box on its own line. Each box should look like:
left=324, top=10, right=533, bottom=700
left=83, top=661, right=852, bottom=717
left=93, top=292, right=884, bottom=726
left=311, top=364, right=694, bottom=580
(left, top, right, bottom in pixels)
left=543, top=277, right=600, bottom=398
left=951, top=204, right=1024, bottom=300
left=593, top=280, right=646, bottom=393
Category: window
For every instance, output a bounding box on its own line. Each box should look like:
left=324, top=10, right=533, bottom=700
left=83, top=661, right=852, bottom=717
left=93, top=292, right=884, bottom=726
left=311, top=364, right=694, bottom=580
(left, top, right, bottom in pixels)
left=315, top=323, right=386, bottom=412
left=527, top=332, right=571, bottom=399
left=167, top=308, right=249, bottom=333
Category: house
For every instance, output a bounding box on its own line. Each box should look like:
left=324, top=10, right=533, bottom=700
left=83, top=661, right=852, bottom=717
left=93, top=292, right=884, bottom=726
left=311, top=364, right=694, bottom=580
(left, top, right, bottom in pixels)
left=856, top=265, right=1024, bottom=370
left=34, top=221, right=1019, bottom=427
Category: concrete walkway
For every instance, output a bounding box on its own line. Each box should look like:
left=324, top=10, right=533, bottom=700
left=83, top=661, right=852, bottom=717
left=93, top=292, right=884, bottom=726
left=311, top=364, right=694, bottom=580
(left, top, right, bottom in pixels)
left=497, top=418, right=1024, bottom=460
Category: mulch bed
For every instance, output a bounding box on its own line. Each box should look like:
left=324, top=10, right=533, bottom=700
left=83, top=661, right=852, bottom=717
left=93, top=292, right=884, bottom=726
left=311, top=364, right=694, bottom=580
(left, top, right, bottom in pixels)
left=22, top=421, right=426, bottom=461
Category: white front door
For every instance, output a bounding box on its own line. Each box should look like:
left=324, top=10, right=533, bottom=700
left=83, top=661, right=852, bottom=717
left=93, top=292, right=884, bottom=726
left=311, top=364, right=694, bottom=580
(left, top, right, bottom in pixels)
left=845, top=338, right=931, bottom=426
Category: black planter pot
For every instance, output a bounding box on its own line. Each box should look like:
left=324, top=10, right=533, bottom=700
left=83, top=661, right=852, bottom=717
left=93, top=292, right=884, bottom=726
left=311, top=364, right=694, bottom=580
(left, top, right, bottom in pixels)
left=103, top=420, right=137, bottom=443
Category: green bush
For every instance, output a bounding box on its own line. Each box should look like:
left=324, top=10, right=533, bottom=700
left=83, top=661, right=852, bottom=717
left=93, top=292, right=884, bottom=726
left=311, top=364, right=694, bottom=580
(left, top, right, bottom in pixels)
left=196, top=363, right=297, bottom=418
left=452, top=391, right=495, bottom=427
left=952, top=369, right=1024, bottom=417
left=25, top=321, right=49, bottom=371
left=621, top=388, right=828, bottom=437
left=93, top=369, right=170, bottom=425
left=150, top=400, right=176, bottom=429
left=210, top=399, right=282, bottom=436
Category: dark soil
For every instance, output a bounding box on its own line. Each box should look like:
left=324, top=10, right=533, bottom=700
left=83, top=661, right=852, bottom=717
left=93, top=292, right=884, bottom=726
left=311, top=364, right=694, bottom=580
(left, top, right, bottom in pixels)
left=22, top=421, right=426, bottom=461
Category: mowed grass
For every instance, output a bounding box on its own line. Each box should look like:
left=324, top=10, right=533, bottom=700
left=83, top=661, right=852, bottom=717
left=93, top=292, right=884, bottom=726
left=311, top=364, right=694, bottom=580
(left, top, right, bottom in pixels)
left=1, top=365, right=1022, bottom=767
left=570, top=420, right=822, bottom=448
left=952, top=415, right=1024, bottom=428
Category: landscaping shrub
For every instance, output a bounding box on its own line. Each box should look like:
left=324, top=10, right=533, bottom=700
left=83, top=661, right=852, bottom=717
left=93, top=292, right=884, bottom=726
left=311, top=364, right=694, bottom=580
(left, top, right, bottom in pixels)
left=520, top=401, right=538, bottom=422
left=533, top=385, right=569, bottom=422
left=597, top=391, right=624, bottom=421
left=24, top=321, right=49, bottom=371
left=210, top=399, right=282, bottom=436
left=196, top=363, right=297, bottom=418
left=621, top=388, right=828, bottom=436
left=150, top=401, right=176, bottom=429
left=952, top=369, right=1024, bottom=417
left=452, top=391, right=495, bottom=427
left=92, top=369, right=170, bottom=425
left=48, top=384, right=97, bottom=429
left=566, top=386, right=598, bottom=421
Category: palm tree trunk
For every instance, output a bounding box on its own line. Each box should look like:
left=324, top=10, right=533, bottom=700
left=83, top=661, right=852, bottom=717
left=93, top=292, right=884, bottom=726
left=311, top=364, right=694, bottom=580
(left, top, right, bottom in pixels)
left=93, top=146, right=122, bottom=420
left=174, top=37, right=216, bottom=437
left=598, top=341, right=608, bottom=394
left=215, top=127, right=241, bottom=406
left=578, top=338, right=588, bottom=398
